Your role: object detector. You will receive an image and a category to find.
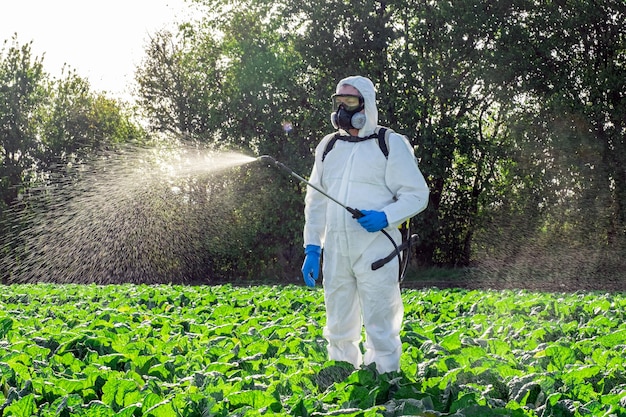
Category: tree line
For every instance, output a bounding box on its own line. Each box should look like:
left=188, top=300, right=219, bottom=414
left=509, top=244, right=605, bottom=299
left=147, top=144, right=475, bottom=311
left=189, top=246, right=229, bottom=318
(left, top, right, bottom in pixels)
left=2, top=0, right=625, bottom=284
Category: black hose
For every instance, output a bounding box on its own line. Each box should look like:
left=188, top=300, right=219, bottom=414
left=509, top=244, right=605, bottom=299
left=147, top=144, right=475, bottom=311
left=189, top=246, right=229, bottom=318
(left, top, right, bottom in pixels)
left=372, top=233, right=419, bottom=282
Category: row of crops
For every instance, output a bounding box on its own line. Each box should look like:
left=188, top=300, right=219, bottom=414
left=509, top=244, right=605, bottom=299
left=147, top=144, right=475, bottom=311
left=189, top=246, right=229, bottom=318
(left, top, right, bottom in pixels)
left=1, top=284, right=626, bottom=416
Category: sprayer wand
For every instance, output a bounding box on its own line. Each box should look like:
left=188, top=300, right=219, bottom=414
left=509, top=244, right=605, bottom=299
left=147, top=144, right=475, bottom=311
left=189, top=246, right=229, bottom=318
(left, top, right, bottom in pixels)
left=257, top=154, right=415, bottom=281
left=257, top=155, right=364, bottom=219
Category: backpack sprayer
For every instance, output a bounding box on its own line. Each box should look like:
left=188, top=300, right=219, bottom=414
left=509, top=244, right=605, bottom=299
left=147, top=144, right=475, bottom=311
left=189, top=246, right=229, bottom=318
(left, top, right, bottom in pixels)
left=257, top=154, right=418, bottom=281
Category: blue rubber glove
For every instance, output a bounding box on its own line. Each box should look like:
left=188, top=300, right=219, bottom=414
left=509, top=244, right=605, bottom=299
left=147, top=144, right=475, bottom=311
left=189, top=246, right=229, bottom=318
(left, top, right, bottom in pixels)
left=301, top=245, right=321, bottom=287
left=357, top=210, right=388, bottom=232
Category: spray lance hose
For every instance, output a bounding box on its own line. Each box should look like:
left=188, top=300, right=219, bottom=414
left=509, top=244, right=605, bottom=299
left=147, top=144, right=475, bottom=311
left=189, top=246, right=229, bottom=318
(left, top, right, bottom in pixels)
left=257, top=155, right=415, bottom=280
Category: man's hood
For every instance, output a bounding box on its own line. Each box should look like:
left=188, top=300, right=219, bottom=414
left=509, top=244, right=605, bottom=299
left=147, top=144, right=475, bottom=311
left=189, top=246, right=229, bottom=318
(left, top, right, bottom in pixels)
left=335, top=75, right=378, bottom=137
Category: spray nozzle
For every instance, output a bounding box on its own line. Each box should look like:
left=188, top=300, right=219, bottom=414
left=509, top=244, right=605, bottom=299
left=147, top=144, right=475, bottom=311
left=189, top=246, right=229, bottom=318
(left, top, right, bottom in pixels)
left=257, top=155, right=276, bottom=165
left=257, top=154, right=295, bottom=176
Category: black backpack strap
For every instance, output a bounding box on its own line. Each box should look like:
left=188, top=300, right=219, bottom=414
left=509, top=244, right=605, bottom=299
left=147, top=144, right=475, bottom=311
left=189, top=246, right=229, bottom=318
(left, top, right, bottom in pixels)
left=322, top=129, right=392, bottom=161
left=377, top=127, right=389, bottom=158
left=321, top=133, right=340, bottom=162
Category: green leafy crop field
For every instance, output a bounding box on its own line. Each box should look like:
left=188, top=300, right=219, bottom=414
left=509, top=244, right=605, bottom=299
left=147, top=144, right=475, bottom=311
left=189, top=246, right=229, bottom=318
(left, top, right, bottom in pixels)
left=1, top=284, right=625, bottom=416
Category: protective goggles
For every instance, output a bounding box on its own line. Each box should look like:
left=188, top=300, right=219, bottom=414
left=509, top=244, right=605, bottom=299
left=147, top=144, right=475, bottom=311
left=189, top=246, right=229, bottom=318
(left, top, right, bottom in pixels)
left=331, top=94, right=364, bottom=112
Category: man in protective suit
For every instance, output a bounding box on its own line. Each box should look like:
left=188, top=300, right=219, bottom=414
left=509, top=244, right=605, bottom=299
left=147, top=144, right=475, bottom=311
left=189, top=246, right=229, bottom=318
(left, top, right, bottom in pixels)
left=301, top=75, right=430, bottom=373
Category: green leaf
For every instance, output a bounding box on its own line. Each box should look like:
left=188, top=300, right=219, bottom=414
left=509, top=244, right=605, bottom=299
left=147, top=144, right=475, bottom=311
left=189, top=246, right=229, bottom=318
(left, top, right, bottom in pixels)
left=315, top=362, right=354, bottom=391
left=0, top=317, right=14, bottom=338
left=144, top=398, right=176, bottom=417
left=114, top=403, right=141, bottom=417
left=147, top=363, right=172, bottom=381
left=3, top=393, right=37, bottom=417
left=544, top=345, right=577, bottom=371
left=597, top=329, right=626, bottom=348
left=440, top=331, right=462, bottom=353
left=101, top=378, right=141, bottom=410
left=385, top=398, right=435, bottom=415
left=81, top=400, right=115, bottom=417
left=450, top=392, right=479, bottom=413
left=561, top=365, right=600, bottom=385
left=141, top=392, right=163, bottom=411
left=227, top=389, right=281, bottom=410
left=56, top=378, right=87, bottom=394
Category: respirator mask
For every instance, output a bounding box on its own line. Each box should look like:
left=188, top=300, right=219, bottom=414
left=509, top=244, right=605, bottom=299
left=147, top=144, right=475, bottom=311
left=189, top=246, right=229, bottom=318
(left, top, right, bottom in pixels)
left=330, top=94, right=366, bottom=131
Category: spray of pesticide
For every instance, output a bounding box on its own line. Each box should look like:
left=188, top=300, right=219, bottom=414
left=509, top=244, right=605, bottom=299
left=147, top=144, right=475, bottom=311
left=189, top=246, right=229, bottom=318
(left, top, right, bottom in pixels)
left=1, top=144, right=258, bottom=284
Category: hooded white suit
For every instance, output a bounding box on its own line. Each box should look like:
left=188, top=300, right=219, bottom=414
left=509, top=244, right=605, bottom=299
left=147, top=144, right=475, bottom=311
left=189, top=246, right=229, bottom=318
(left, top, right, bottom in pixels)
left=303, top=76, right=429, bottom=373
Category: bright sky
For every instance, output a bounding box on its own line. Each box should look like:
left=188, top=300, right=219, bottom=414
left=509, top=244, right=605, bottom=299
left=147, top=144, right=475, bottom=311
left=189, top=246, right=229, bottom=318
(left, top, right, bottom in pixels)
left=0, top=0, right=200, bottom=100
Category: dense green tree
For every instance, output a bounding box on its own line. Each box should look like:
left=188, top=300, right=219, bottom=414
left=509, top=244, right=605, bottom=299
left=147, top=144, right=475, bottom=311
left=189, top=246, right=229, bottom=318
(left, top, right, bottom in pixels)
left=1, top=36, right=147, bottom=283
left=135, top=4, right=312, bottom=280
left=381, top=0, right=510, bottom=265
left=0, top=38, right=46, bottom=209
left=35, top=68, right=146, bottom=180
left=135, top=29, right=221, bottom=138
left=1, top=37, right=146, bottom=207
left=475, top=0, right=626, bottom=275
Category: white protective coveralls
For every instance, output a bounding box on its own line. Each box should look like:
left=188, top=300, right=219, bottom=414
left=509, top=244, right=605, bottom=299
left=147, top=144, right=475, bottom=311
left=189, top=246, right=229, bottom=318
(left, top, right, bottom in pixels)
left=303, top=76, right=429, bottom=373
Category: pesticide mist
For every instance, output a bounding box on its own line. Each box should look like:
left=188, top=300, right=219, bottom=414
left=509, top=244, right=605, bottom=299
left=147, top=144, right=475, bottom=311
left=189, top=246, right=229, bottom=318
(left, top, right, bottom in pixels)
left=0, top=144, right=258, bottom=284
